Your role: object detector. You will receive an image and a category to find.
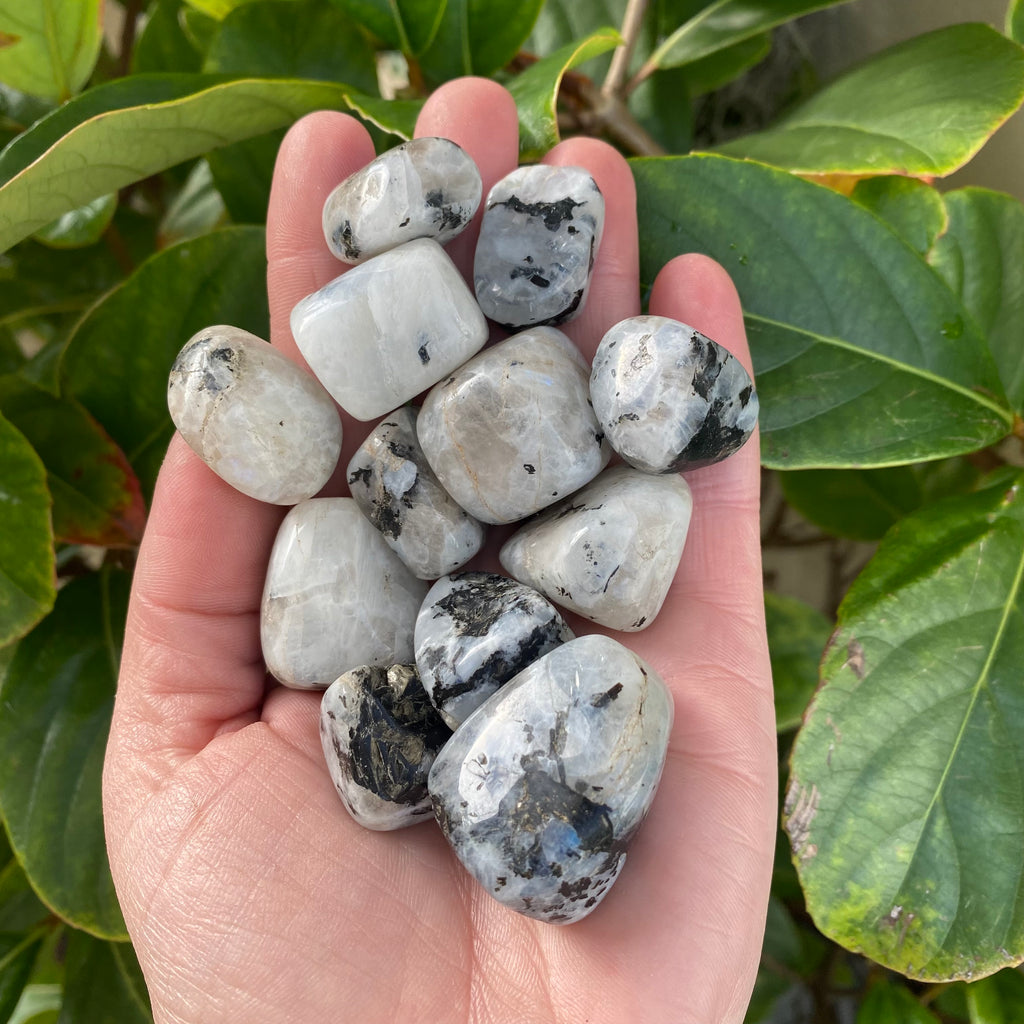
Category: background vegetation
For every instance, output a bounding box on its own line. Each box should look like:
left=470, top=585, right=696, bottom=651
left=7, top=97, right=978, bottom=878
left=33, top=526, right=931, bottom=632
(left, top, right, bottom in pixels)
left=1, top=0, right=1024, bottom=1019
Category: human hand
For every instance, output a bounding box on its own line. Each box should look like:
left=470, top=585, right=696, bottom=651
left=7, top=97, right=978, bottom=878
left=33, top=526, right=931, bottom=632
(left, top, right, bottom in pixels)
left=102, top=77, right=777, bottom=1024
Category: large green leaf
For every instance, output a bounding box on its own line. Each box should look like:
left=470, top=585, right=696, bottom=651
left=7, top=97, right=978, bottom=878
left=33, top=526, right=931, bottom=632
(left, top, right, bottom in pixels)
left=0, top=0, right=102, bottom=101
left=719, top=24, right=1024, bottom=178
left=0, top=413, right=54, bottom=645
left=856, top=980, right=941, bottom=1023
left=508, top=28, right=622, bottom=160
left=632, top=154, right=1013, bottom=467
left=0, top=571, right=130, bottom=939
left=132, top=0, right=204, bottom=74
left=785, top=471, right=1024, bottom=980
left=58, top=932, right=150, bottom=1024
left=0, top=74, right=368, bottom=253
left=332, top=0, right=447, bottom=55
left=0, top=932, right=44, bottom=1024
left=929, top=188, right=1024, bottom=413
left=62, top=226, right=268, bottom=498
left=765, top=592, right=831, bottom=732
left=852, top=177, right=947, bottom=258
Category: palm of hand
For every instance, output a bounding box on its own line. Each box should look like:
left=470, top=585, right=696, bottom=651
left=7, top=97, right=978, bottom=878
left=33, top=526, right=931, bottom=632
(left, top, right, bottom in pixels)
left=103, top=79, right=776, bottom=1024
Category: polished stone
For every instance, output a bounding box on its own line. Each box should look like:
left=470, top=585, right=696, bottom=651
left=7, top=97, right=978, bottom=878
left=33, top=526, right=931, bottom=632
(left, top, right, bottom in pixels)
left=428, top=635, right=673, bottom=924
left=417, top=327, right=610, bottom=524
left=415, top=572, right=574, bottom=729
left=499, top=466, right=692, bottom=632
left=167, top=326, right=342, bottom=504
left=323, top=137, right=482, bottom=264
left=590, top=315, right=758, bottom=473
left=261, top=499, right=429, bottom=689
left=474, top=165, right=604, bottom=329
left=290, top=238, right=488, bottom=421
left=320, top=664, right=451, bottom=830
left=347, top=407, right=485, bottom=579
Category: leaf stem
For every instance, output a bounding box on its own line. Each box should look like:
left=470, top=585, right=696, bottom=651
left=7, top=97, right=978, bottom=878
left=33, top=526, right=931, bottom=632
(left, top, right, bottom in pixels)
left=602, top=0, right=649, bottom=100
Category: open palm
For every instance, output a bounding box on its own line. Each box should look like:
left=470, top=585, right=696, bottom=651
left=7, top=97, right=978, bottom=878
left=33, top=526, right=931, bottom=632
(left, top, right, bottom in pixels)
left=102, top=78, right=777, bottom=1024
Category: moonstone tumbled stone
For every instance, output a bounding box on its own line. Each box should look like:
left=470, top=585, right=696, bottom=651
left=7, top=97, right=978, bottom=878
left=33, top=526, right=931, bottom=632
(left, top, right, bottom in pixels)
left=417, top=327, right=610, bottom=524
left=167, top=326, right=342, bottom=504
left=323, top=137, right=482, bottom=263
left=261, top=499, right=429, bottom=688
left=347, top=407, right=485, bottom=579
left=474, top=165, right=604, bottom=329
left=415, top=572, right=574, bottom=729
left=290, top=238, right=488, bottom=421
left=499, top=466, right=692, bottom=631
left=429, top=635, right=673, bottom=924
left=320, top=664, right=451, bottom=830
left=591, top=315, right=758, bottom=473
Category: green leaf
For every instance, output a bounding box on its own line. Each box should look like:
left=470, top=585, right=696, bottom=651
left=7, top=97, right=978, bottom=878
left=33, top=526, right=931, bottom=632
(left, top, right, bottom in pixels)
left=62, top=226, right=268, bottom=498
left=0, top=84, right=54, bottom=133
left=718, top=24, right=1024, bottom=178
left=857, top=979, right=941, bottom=1023
left=0, top=74, right=371, bottom=253
left=627, top=63, right=693, bottom=154
left=158, top=159, right=226, bottom=245
left=765, top=592, right=830, bottom=732
left=852, top=177, right=948, bottom=257
left=419, top=0, right=543, bottom=82
left=206, top=130, right=281, bottom=223
left=1009, top=0, right=1024, bottom=45
left=0, top=0, right=102, bottom=101
left=645, top=0, right=852, bottom=71
left=779, top=467, right=923, bottom=542
left=59, top=931, right=151, bottom=1024
left=205, top=0, right=378, bottom=92
left=0, top=571, right=130, bottom=939
left=785, top=472, right=1024, bottom=980
left=0, top=413, right=54, bottom=646
left=180, top=6, right=219, bottom=50
left=0, top=843, right=50, bottom=933
left=331, top=0, right=447, bottom=55
left=0, top=932, right=45, bottom=1024
left=964, top=969, right=1024, bottom=1024
left=342, top=91, right=423, bottom=140
left=132, top=0, right=204, bottom=74
left=183, top=0, right=267, bottom=19
left=0, top=377, right=146, bottom=548
left=632, top=154, right=1013, bottom=467
left=929, top=188, right=1024, bottom=412
left=10, top=984, right=62, bottom=1024
left=508, top=28, right=622, bottom=160
left=681, top=30, right=771, bottom=97
left=32, top=194, right=117, bottom=250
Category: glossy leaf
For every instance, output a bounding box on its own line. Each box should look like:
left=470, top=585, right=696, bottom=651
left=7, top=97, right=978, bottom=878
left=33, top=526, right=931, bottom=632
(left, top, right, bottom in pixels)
left=33, top=195, right=117, bottom=250
left=785, top=472, right=1024, bottom=980
left=1009, top=0, right=1024, bottom=45
left=682, top=30, right=771, bottom=96
left=964, top=969, right=1024, bottom=1023
left=632, top=154, right=1013, bottom=467
left=779, top=467, right=923, bottom=542
left=929, top=188, right=1024, bottom=412
left=206, top=130, right=282, bottom=223
left=183, top=0, right=265, bottom=19
left=509, top=28, right=622, bottom=159
left=852, top=177, right=947, bottom=257
left=719, top=25, right=1024, bottom=177
left=857, top=980, right=941, bottom=1023
left=0, top=837, right=51, bottom=934
left=0, top=377, right=146, bottom=548
left=10, top=984, right=62, bottom=1024
left=59, top=932, right=150, bottom=1024
left=132, top=0, right=204, bottom=74
left=0, top=571, right=130, bottom=939
left=765, top=592, right=830, bottom=732
left=342, top=91, right=422, bottom=139
left=62, top=226, right=268, bottom=498
left=0, top=932, right=44, bottom=1024
left=0, top=0, right=102, bottom=101
left=158, top=160, right=226, bottom=245
left=332, top=0, right=446, bottom=54
left=0, top=74, right=368, bottom=253
left=0, top=413, right=54, bottom=645
left=419, top=0, right=544, bottom=81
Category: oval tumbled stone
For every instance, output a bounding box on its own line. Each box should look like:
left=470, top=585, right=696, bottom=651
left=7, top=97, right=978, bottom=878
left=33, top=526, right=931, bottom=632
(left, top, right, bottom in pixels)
left=499, top=466, right=693, bottom=631
left=590, top=315, right=758, bottom=473
left=428, top=634, right=673, bottom=924
left=291, top=238, right=488, bottom=421
left=320, top=664, right=451, bottom=830
left=323, top=137, right=482, bottom=263
left=474, top=164, right=604, bottom=330
left=261, top=498, right=429, bottom=689
left=414, top=572, right=574, bottom=729
left=167, top=325, right=342, bottom=504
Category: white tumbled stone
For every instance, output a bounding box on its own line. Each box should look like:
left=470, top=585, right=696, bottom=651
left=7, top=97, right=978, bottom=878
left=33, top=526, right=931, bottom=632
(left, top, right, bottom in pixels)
left=347, top=407, right=485, bottom=579
left=323, top=137, right=482, bottom=263
left=474, top=165, right=604, bottom=329
left=417, top=327, right=610, bottom=524
left=261, top=499, right=429, bottom=689
left=499, top=466, right=693, bottom=631
left=290, top=238, right=488, bottom=421
left=167, top=326, right=342, bottom=504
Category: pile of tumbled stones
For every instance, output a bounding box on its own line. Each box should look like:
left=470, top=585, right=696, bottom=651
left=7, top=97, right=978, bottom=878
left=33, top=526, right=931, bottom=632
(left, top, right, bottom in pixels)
left=166, top=136, right=758, bottom=925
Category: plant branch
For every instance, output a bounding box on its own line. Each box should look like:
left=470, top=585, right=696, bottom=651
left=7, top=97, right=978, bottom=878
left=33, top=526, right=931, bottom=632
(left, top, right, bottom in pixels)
left=561, top=72, right=666, bottom=156
left=118, top=0, right=144, bottom=78
left=602, top=0, right=649, bottom=100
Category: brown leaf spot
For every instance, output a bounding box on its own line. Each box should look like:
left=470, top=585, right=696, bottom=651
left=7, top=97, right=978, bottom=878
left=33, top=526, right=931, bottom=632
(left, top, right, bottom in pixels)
left=784, top=780, right=820, bottom=858
left=844, top=638, right=865, bottom=679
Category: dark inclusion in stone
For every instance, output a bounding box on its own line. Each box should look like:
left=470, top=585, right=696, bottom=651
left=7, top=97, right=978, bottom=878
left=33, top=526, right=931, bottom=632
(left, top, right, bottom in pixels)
left=320, top=664, right=451, bottom=831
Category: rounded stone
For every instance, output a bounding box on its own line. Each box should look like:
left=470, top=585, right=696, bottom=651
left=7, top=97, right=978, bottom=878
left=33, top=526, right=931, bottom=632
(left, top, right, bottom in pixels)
left=590, top=315, right=758, bottom=474
left=167, top=325, right=342, bottom=504
left=323, top=136, right=482, bottom=263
